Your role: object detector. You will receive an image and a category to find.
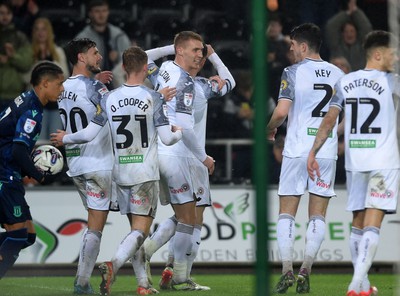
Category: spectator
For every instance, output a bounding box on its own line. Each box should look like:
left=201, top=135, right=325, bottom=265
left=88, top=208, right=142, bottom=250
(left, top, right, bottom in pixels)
left=330, top=55, right=351, bottom=74
left=75, top=0, right=130, bottom=88
left=10, top=0, right=39, bottom=38
left=325, top=0, right=372, bottom=70
left=267, top=14, right=291, bottom=100
left=0, top=0, right=33, bottom=112
left=23, top=17, right=68, bottom=140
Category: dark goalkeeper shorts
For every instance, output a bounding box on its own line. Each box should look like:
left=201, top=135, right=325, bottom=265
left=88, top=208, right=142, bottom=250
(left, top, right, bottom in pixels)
left=0, top=181, right=32, bottom=226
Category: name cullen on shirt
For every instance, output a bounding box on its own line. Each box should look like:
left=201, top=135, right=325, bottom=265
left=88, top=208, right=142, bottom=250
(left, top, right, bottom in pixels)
left=58, top=91, right=77, bottom=102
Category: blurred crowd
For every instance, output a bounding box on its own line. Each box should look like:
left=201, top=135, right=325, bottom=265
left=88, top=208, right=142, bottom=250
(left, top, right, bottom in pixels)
left=0, top=0, right=388, bottom=185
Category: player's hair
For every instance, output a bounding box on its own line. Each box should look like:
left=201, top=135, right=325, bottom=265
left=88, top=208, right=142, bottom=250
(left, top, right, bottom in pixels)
left=122, top=46, right=147, bottom=74
left=65, top=38, right=97, bottom=65
left=30, top=61, right=63, bottom=86
left=87, top=0, right=108, bottom=10
left=363, top=30, right=397, bottom=59
left=290, top=23, right=322, bottom=53
left=174, top=31, right=203, bottom=50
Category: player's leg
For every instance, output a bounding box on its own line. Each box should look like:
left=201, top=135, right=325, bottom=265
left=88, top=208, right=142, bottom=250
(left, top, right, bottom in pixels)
left=0, top=182, right=31, bottom=278
left=170, top=201, right=195, bottom=286
left=144, top=215, right=177, bottom=262
left=347, top=209, right=384, bottom=294
left=74, top=172, right=111, bottom=293
left=274, top=157, right=304, bottom=293
left=158, top=155, right=196, bottom=287
left=0, top=223, right=28, bottom=278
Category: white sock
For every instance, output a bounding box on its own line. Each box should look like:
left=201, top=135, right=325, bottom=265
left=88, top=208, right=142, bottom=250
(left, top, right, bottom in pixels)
left=277, top=214, right=295, bottom=274
left=300, top=215, right=326, bottom=273
left=172, top=222, right=194, bottom=283
left=187, top=224, right=202, bottom=278
left=349, top=227, right=370, bottom=291
left=144, top=216, right=177, bottom=261
left=166, top=235, right=175, bottom=267
left=132, top=245, right=149, bottom=288
left=76, top=229, right=102, bottom=286
left=348, top=227, right=380, bottom=293
left=112, top=230, right=145, bottom=274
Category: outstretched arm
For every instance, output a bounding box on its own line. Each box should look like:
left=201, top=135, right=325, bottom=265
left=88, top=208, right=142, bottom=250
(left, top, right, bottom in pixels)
left=266, top=99, right=291, bottom=141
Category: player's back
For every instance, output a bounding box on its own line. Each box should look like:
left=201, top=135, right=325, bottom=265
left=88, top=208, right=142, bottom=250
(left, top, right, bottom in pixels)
left=282, top=58, right=343, bottom=158
left=58, top=75, right=113, bottom=176
left=332, top=70, right=400, bottom=171
left=105, top=84, right=168, bottom=186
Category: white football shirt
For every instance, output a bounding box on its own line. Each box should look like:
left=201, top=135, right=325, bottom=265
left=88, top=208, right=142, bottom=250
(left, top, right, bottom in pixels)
left=330, top=70, right=400, bottom=171
left=103, top=84, right=170, bottom=186
left=279, top=58, right=344, bottom=159
left=58, top=75, right=113, bottom=176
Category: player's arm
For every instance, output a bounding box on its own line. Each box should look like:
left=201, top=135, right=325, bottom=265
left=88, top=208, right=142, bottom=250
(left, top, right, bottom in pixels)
left=12, top=142, right=43, bottom=182
left=51, top=122, right=103, bottom=146
left=157, top=125, right=182, bottom=146
left=146, top=45, right=175, bottom=62
left=307, top=106, right=341, bottom=180
left=207, top=45, right=236, bottom=94
left=176, top=112, right=214, bottom=174
left=266, top=99, right=291, bottom=141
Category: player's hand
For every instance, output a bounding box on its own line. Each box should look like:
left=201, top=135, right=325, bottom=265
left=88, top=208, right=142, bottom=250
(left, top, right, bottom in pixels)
left=203, top=155, right=215, bottom=175
left=266, top=127, right=277, bottom=142
left=209, top=75, right=225, bottom=90
left=50, top=129, right=67, bottom=147
left=159, top=86, right=176, bottom=101
left=171, top=125, right=182, bottom=132
left=95, top=71, right=113, bottom=85
left=206, top=44, right=214, bottom=57
left=307, top=152, right=320, bottom=181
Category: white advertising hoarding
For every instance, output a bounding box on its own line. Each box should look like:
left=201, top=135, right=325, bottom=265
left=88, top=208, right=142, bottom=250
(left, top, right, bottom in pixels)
left=16, top=187, right=400, bottom=264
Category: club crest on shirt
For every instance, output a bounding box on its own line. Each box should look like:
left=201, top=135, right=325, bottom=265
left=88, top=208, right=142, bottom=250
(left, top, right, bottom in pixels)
left=184, top=93, right=193, bottom=106
left=23, top=118, right=37, bottom=133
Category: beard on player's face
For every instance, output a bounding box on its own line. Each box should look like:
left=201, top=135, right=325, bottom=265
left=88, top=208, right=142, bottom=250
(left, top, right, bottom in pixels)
left=87, top=64, right=101, bottom=74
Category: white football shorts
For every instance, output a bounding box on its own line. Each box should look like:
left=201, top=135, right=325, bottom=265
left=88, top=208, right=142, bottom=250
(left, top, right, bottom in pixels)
left=72, top=170, right=112, bottom=211
left=346, top=169, right=399, bottom=213
left=158, top=154, right=201, bottom=205
left=278, top=156, right=336, bottom=198
left=115, top=180, right=158, bottom=218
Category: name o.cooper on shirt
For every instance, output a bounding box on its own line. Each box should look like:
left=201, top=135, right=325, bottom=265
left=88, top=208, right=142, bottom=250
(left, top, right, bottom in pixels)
left=110, top=98, right=149, bottom=112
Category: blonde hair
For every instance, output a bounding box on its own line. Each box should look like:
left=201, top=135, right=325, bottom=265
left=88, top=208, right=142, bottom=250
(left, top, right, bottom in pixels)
left=31, top=17, right=60, bottom=63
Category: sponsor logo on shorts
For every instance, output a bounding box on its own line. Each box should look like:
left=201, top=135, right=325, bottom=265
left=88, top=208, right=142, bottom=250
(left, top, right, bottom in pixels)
left=13, top=206, right=22, bottom=217
left=169, top=183, right=190, bottom=194
left=316, top=178, right=331, bottom=189
left=370, top=189, right=394, bottom=199
left=87, top=186, right=105, bottom=199
left=130, top=193, right=149, bottom=205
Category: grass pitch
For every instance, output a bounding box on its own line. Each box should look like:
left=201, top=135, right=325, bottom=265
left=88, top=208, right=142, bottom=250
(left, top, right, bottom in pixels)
left=0, top=273, right=397, bottom=295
